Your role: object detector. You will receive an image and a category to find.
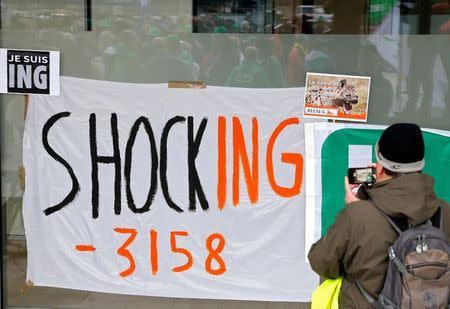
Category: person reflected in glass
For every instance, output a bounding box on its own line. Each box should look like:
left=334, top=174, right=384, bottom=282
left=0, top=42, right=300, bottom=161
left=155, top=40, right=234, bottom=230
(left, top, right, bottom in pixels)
left=226, top=46, right=270, bottom=88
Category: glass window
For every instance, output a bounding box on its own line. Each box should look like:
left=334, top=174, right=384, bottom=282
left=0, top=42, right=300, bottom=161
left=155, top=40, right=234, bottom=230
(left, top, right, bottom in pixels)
left=1, top=0, right=450, bottom=308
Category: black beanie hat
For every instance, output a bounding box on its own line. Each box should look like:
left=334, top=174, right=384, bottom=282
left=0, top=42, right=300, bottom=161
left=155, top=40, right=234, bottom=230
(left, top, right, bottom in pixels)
left=375, top=123, right=425, bottom=173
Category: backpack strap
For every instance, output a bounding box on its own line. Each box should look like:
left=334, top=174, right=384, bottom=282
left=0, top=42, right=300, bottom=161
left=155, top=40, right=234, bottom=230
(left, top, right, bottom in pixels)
left=388, top=247, right=409, bottom=276
left=373, top=207, right=403, bottom=235
left=429, top=206, right=442, bottom=229
left=355, top=280, right=375, bottom=304
left=371, top=204, right=442, bottom=234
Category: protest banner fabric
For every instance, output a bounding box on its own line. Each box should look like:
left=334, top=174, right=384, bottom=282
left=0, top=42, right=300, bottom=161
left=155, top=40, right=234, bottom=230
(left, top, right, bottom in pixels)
left=23, top=77, right=319, bottom=301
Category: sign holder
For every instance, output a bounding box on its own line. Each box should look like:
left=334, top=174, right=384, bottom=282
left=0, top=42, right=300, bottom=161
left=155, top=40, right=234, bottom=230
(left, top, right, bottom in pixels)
left=21, top=95, right=28, bottom=191
left=0, top=94, right=4, bottom=309
left=18, top=95, right=32, bottom=293
left=168, top=81, right=207, bottom=89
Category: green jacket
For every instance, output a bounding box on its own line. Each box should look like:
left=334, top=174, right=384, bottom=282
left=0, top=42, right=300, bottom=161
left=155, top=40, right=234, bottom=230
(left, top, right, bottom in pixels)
left=226, top=60, right=270, bottom=88
left=308, top=173, right=450, bottom=308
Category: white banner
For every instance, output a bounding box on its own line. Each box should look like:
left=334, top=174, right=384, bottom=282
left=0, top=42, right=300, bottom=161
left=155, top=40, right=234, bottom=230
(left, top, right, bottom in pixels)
left=23, top=77, right=319, bottom=301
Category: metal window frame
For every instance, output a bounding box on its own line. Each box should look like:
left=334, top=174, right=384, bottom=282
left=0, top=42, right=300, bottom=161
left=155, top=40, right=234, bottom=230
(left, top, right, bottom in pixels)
left=0, top=0, right=3, bottom=29
left=85, top=0, right=92, bottom=31
left=0, top=1, right=92, bottom=307
left=1, top=98, right=4, bottom=309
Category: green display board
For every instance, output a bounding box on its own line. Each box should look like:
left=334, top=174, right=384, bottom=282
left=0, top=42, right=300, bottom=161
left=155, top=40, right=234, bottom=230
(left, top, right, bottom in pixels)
left=369, top=0, right=398, bottom=27
left=321, top=128, right=450, bottom=236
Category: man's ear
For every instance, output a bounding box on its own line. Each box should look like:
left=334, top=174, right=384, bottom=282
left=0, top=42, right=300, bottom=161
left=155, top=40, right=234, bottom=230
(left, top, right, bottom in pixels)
left=376, top=163, right=393, bottom=182
left=376, top=163, right=385, bottom=178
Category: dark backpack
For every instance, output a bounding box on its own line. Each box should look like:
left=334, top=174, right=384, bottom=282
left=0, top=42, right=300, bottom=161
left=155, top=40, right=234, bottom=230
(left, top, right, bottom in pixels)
left=358, top=206, right=450, bottom=308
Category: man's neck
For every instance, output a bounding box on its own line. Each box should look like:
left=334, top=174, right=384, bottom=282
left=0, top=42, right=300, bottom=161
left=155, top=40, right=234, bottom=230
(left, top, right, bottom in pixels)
left=377, top=174, right=393, bottom=183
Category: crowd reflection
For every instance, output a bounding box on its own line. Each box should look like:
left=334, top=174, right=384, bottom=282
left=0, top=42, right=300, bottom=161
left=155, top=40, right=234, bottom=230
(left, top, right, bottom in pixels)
left=2, top=3, right=450, bottom=126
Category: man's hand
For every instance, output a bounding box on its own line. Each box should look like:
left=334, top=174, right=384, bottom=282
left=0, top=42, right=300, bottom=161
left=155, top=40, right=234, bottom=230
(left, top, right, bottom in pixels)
left=344, top=176, right=360, bottom=204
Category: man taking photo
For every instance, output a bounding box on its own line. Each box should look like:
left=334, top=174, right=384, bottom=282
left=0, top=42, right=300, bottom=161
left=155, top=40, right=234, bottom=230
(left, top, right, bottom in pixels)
left=308, top=123, right=450, bottom=308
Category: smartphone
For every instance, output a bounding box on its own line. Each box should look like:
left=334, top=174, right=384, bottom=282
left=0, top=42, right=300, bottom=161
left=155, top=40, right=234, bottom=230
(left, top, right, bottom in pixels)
left=348, top=167, right=375, bottom=185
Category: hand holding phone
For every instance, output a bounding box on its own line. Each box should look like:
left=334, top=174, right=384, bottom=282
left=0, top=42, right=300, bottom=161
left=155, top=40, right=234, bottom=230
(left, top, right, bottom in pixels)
left=344, top=176, right=360, bottom=204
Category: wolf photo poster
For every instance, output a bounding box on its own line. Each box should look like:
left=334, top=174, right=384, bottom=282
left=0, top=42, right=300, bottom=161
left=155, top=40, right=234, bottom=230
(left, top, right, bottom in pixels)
left=23, top=77, right=320, bottom=301
left=303, top=73, right=371, bottom=122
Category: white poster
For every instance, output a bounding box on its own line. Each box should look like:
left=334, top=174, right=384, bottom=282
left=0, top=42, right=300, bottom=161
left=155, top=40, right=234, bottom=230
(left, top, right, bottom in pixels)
left=23, top=77, right=319, bottom=301
left=303, top=73, right=371, bottom=122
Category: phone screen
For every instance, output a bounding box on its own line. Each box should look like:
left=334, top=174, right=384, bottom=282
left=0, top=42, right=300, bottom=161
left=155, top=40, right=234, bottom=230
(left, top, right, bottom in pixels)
left=348, top=167, right=375, bottom=184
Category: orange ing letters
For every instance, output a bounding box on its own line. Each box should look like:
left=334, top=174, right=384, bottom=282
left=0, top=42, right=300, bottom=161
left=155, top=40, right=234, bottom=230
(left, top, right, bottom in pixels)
left=217, top=117, right=303, bottom=209
left=232, top=117, right=259, bottom=206
left=266, top=117, right=303, bottom=197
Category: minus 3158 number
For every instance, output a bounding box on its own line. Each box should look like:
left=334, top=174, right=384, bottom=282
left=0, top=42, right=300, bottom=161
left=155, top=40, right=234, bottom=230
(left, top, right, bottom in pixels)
left=113, top=228, right=227, bottom=277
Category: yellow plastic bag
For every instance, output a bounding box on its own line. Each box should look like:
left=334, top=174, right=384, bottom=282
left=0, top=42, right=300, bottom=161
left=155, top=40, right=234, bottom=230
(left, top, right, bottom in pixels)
left=311, top=277, right=342, bottom=309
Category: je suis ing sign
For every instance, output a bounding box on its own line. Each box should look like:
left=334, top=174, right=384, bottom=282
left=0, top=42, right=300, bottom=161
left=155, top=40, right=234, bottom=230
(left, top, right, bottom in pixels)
left=0, top=48, right=60, bottom=96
